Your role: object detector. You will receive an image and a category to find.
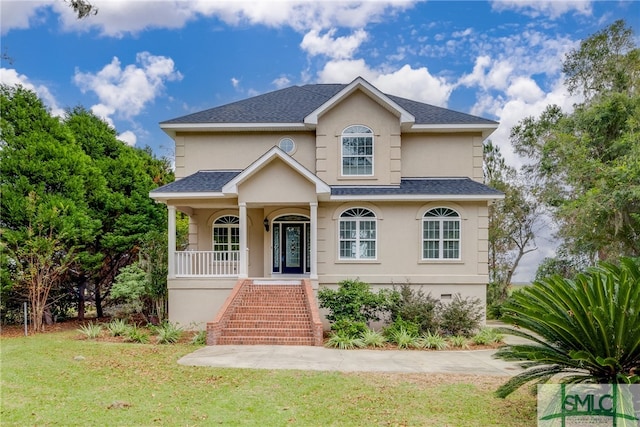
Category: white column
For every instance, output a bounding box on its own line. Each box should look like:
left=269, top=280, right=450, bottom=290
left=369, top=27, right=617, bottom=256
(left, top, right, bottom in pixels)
left=239, top=203, right=248, bottom=278
left=310, top=202, right=318, bottom=280
left=167, top=205, right=176, bottom=279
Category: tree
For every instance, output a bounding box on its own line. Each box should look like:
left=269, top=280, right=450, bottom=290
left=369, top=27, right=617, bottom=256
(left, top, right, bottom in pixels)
left=495, top=257, right=640, bottom=398
left=511, top=20, right=640, bottom=263
left=0, top=85, right=101, bottom=328
left=484, top=141, right=540, bottom=308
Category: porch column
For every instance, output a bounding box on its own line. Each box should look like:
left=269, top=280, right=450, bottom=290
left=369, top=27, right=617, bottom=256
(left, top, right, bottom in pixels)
left=239, top=202, right=248, bottom=278
left=310, top=202, right=318, bottom=280
left=167, top=205, right=176, bottom=279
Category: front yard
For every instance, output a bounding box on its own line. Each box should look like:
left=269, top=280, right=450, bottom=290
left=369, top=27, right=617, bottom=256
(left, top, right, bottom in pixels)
left=0, top=327, right=536, bottom=426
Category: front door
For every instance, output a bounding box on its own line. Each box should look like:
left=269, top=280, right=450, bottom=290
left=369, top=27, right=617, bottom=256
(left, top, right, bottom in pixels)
left=282, top=223, right=304, bottom=274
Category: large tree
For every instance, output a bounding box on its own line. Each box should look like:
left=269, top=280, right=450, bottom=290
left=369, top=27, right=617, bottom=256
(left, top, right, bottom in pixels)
left=0, top=85, right=173, bottom=326
left=511, top=20, right=640, bottom=262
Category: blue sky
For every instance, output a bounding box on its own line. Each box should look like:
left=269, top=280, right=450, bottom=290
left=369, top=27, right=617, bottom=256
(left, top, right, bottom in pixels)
left=2, top=0, right=639, bottom=279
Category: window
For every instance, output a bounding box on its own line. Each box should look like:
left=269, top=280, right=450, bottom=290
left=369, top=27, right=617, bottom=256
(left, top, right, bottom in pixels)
left=423, top=208, right=460, bottom=260
left=339, top=208, right=376, bottom=259
left=278, top=137, right=295, bottom=154
left=341, top=125, right=373, bottom=176
left=213, top=216, right=239, bottom=258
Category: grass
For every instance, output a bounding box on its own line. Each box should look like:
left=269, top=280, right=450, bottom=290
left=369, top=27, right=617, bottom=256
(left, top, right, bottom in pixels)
left=0, top=330, right=536, bottom=426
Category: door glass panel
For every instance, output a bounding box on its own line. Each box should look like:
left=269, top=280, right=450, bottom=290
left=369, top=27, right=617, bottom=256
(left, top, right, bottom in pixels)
left=285, top=226, right=301, bottom=268
left=273, top=224, right=280, bottom=271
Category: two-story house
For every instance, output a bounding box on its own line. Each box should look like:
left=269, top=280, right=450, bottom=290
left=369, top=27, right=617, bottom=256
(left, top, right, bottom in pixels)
left=150, top=77, right=503, bottom=345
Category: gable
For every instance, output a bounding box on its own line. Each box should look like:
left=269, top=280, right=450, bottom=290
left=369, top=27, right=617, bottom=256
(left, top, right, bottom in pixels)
left=237, top=157, right=317, bottom=204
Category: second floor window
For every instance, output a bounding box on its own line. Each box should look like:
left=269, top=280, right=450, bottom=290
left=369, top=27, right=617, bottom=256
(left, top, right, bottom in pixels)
left=342, top=125, right=373, bottom=176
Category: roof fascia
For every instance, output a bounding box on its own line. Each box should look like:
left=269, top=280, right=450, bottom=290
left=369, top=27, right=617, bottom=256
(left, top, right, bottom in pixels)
left=329, top=194, right=504, bottom=202
left=222, top=146, right=331, bottom=195
left=149, top=191, right=226, bottom=202
left=160, top=122, right=310, bottom=137
left=407, top=123, right=499, bottom=139
left=304, top=77, right=415, bottom=127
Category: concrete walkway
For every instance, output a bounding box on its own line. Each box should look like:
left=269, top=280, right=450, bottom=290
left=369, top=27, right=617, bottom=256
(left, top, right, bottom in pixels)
left=178, top=343, right=524, bottom=376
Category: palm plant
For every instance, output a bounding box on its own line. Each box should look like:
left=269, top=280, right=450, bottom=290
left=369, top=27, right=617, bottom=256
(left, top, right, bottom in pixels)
left=494, top=257, right=640, bottom=398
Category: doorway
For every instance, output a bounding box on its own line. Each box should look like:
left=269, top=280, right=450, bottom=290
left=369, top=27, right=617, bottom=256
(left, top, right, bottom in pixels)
left=272, top=215, right=310, bottom=275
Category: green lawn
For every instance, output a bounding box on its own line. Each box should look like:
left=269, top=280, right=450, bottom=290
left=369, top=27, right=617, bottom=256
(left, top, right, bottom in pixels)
left=1, top=330, right=536, bottom=426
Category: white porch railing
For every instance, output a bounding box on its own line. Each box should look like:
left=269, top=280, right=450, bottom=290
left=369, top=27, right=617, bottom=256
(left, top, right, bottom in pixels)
left=175, top=251, right=239, bottom=277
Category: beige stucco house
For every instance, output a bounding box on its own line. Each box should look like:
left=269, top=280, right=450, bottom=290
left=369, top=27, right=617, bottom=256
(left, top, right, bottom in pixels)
left=150, top=77, right=503, bottom=345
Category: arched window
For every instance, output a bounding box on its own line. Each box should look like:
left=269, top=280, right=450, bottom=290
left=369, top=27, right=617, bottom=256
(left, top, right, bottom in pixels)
left=422, top=208, right=460, bottom=260
left=339, top=208, right=376, bottom=259
left=341, top=125, right=373, bottom=176
left=212, top=215, right=239, bottom=255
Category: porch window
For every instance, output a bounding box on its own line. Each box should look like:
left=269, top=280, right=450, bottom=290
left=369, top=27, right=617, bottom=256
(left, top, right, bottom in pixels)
left=422, top=208, right=460, bottom=260
left=339, top=208, right=376, bottom=260
left=213, top=215, right=240, bottom=260
left=341, top=125, right=373, bottom=176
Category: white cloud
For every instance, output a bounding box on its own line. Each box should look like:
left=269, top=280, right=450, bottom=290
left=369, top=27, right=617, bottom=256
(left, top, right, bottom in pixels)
left=300, top=29, right=368, bottom=59
left=73, top=52, right=182, bottom=123
left=5, top=1, right=415, bottom=37
left=491, top=0, right=593, bottom=19
left=272, top=76, right=291, bottom=89
left=118, top=130, right=137, bottom=146
left=0, top=68, right=64, bottom=117
left=0, top=0, right=51, bottom=35
left=317, top=61, right=453, bottom=107
left=231, top=77, right=240, bottom=88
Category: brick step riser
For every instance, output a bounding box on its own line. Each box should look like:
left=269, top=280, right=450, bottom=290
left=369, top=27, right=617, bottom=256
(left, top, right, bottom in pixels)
left=230, top=313, right=312, bottom=321
left=232, top=307, right=310, bottom=315
left=236, top=299, right=307, bottom=305
left=217, top=337, right=316, bottom=346
left=221, top=328, right=314, bottom=338
left=225, top=321, right=313, bottom=329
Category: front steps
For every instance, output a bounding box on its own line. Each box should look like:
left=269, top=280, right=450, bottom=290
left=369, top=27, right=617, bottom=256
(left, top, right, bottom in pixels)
left=206, top=279, right=324, bottom=346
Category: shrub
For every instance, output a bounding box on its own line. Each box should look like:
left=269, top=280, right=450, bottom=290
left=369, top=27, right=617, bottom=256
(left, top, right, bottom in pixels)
left=495, top=257, right=640, bottom=398
left=438, top=294, right=483, bottom=337
left=472, top=327, right=504, bottom=345
left=417, top=331, right=449, bottom=350
left=325, top=331, right=365, bottom=349
left=77, top=322, right=102, bottom=339
left=125, top=325, right=150, bottom=344
left=191, top=330, right=207, bottom=346
left=106, top=319, right=129, bottom=337
left=110, top=263, right=149, bottom=315
left=449, top=335, right=469, bottom=349
left=383, top=316, right=420, bottom=340
left=330, top=318, right=368, bottom=338
left=387, top=327, right=419, bottom=349
left=390, top=284, right=439, bottom=334
left=360, top=329, right=387, bottom=348
left=318, top=279, right=397, bottom=324
left=154, top=321, right=183, bottom=344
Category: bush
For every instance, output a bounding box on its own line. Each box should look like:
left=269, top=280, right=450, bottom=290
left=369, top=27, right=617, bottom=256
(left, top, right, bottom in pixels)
left=154, top=321, right=183, bottom=344
left=191, top=330, right=207, bottom=346
left=383, top=316, right=420, bottom=340
left=438, top=294, right=483, bottom=337
left=449, top=335, right=469, bottom=349
left=417, top=331, right=448, bottom=350
left=106, top=319, right=130, bottom=337
left=360, top=329, right=387, bottom=348
left=387, top=327, right=419, bottom=349
left=472, top=327, right=504, bottom=345
left=389, top=284, right=439, bottom=334
left=77, top=322, right=102, bottom=339
left=125, top=325, right=150, bottom=344
left=325, top=331, right=365, bottom=349
left=318, top=279, right=397, bottom=324
left=330, top=318, right=368, bottom=338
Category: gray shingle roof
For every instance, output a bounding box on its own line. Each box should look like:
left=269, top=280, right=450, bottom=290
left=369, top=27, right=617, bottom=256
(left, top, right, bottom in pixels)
left=150, top=171, right=241, bottom=193
left=151, top=171, right=502, bottom=198
left=161, top=83, right=497, bottom=126
left=331, top=178, right=503, bottom=196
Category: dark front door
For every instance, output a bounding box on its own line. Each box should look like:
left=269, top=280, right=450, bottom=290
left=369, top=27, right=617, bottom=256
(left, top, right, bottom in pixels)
left=282, top=223, right=304, bottom=274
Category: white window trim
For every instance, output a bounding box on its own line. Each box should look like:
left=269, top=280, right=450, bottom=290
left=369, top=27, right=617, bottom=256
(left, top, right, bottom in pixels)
left=341, top=125, right=374, bottom=177
left=338, top=208, right=377, bottom=260
left=212, top=215, right=240, bottom=252
left=421, top=208, right=461, bottom=261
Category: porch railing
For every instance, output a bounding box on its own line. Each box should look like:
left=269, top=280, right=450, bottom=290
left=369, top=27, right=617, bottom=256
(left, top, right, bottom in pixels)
left=175, top=251, right=239, bottom=277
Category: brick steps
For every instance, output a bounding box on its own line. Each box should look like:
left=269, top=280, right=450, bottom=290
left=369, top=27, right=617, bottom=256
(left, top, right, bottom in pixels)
left=207, top=279, right=324, bottom=346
